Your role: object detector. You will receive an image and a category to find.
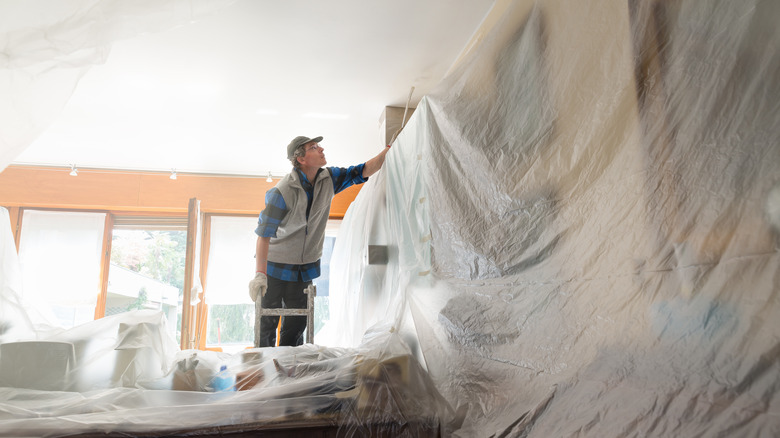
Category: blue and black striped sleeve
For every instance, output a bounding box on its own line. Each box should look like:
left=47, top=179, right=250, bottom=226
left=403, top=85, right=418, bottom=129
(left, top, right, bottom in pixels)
left=255, top=188, right=288, bottom=237
left=329, top=164, right=368, bottom=195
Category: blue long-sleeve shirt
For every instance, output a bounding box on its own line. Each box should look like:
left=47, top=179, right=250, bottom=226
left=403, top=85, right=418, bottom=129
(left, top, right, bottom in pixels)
left=255, top=164, right=367, bottom=281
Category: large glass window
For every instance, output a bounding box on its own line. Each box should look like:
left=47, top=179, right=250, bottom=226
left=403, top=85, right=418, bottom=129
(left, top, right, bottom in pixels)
left=18, top=210, right=106, bottom=328
left=204, top=216, right=341, bottom=351
left=108, top=218, right=186, bottom=343
left=312, top=220, right=341, bottom=336
left=14, top=209, right=340, bottom=346
left=204, top=216, right=257, bottom=352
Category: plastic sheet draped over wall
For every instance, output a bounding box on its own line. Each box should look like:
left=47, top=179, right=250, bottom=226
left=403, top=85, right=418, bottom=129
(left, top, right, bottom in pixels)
left=329, top=0, right=780, bottom=436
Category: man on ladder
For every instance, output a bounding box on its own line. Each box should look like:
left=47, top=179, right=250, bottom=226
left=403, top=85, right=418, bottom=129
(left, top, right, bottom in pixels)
left=249, top=135, right=389, bottom=347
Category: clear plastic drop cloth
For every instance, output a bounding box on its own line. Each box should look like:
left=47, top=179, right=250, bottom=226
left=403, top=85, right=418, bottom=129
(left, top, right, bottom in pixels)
left=0, top=298, right=447, bottom=437
left=328, top=0, right=780, bottom=436
left=2, top=0, right=780, bottom=436
left=0, top=0, right=235, bottom=171
left=2, top=217, right=446, bottom=435
left=0, top=208, right=38, bottom=343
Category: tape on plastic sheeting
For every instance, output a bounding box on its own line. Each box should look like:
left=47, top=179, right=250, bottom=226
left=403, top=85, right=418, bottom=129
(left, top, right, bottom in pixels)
left=419, top=197, right=426, bottom=203
left=418, top=270, right=430, bottom=276
left=420, top=233, right=432, bottom=242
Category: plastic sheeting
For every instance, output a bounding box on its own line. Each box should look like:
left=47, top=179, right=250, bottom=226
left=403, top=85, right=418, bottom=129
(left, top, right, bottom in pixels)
left=328, top=0, right=780, bottom=436
left=2, top=214, right=447, bottom=436
left=0, top=303, right=447, bottom=436
left=0, top=0, right=235, bottom=171
left=2, top=208, right=451, bottom=438
left=2, top=0, right=780, bottom=437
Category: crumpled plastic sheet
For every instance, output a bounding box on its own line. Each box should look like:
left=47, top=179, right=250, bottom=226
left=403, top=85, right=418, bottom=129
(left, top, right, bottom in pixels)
left=2, top=208, right=449, bottom=436
left=0, top=0, right=235, bottom=171
left=2, top=208, right=447, bottom=438
left=2, top=0, right=780, bottom=437
left=328, top=0, right=780, bottom=436
left=0, top=298, right=448, bottom=437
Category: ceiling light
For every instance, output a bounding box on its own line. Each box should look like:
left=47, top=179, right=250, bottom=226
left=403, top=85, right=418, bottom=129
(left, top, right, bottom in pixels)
left=170, top=169, right=177, bottom=180
left=69, top=164, right=78, bottom=176
left=266, top=172, right=273, bottom=183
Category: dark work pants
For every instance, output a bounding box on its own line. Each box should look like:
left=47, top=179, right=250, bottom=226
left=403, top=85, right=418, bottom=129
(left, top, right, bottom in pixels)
left=258, top=275, right=310, bottom=347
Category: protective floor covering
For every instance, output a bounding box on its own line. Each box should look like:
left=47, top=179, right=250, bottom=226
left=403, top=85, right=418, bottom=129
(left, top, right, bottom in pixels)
left=2, top=0, right=780, bottom=437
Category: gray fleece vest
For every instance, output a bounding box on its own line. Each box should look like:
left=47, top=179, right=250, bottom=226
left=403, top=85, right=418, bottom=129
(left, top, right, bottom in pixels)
left=267, top=168, right=334, bottom=265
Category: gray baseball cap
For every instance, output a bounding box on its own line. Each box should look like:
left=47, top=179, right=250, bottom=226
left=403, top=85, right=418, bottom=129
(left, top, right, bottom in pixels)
left=287, top=135, right=323, bottom=160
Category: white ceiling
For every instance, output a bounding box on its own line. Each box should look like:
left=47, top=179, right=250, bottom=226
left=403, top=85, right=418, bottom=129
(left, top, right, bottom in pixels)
left=11, top=0, right=495, bottom=177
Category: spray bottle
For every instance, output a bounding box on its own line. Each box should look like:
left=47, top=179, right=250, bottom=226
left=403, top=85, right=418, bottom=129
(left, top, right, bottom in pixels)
left=211, top=364, right=236, bottom=392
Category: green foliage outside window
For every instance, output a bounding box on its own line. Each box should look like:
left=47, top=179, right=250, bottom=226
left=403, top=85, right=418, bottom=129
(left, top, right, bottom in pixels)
left=207, top=304, right=254, bottom=344
left=126, top=287, right=149, bottom=311
left=206, top=297, right=330, bottom=346
left=111, top=230, right=186, bottom=294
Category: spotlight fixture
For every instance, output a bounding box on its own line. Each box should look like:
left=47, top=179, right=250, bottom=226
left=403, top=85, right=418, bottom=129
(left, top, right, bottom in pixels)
left=170, top=169, right=177, bottom=180
left=69, top=164, right=78, bottom=176
left=266, top=171, right=273, bottom=183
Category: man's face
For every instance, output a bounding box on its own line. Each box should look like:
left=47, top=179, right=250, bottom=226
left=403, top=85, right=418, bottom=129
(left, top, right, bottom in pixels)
left=298, top=141, right=327, bottom=168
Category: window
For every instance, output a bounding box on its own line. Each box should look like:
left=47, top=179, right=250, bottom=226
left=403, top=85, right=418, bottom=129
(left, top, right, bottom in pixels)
left=17, top=210, right=106, bottom=328
left=312, top=220, right=341, bottom=337
left=203, top=216, right=341, bottom=351
left=108, top=216, right=187, bottom=343
left=13, top=207, right=341, bottom=348
left=203, top=215, right=257, bottom=352
left=15, top=209, right=187, bottom=340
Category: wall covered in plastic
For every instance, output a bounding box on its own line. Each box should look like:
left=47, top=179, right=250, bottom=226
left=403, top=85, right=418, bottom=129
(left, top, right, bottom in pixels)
left=328, top=0, right=780, bottom=436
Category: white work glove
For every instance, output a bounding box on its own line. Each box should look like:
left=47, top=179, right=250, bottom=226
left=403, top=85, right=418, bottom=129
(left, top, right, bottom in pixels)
left=248, top=272, right=267, bottom=302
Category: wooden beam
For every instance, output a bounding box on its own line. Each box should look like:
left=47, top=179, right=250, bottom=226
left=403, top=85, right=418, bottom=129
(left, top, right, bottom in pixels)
left=94, top=214, right=114, bottom=320
left=181, top=198, right=200, bottom=350
left=0, top=165, right=362, bottom=217
left=195, top=214, right=213, bottom=350
left=7, top=206, right=21, bottom=251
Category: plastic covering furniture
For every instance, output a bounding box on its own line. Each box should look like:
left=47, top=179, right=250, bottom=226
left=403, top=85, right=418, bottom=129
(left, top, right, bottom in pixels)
left=0, top=341, right=75, bottom=391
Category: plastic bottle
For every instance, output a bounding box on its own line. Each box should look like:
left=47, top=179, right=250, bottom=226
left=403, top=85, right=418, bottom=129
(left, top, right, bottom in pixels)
left=211, top=365, right=236, bottom=392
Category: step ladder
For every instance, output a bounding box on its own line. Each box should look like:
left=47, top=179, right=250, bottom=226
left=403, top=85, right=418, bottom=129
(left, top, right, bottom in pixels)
left=254, top=284, right=316, bottom=347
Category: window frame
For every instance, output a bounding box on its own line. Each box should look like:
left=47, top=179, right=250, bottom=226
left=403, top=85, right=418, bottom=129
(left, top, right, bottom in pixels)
left=12, top=207, right=192, bottom=332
